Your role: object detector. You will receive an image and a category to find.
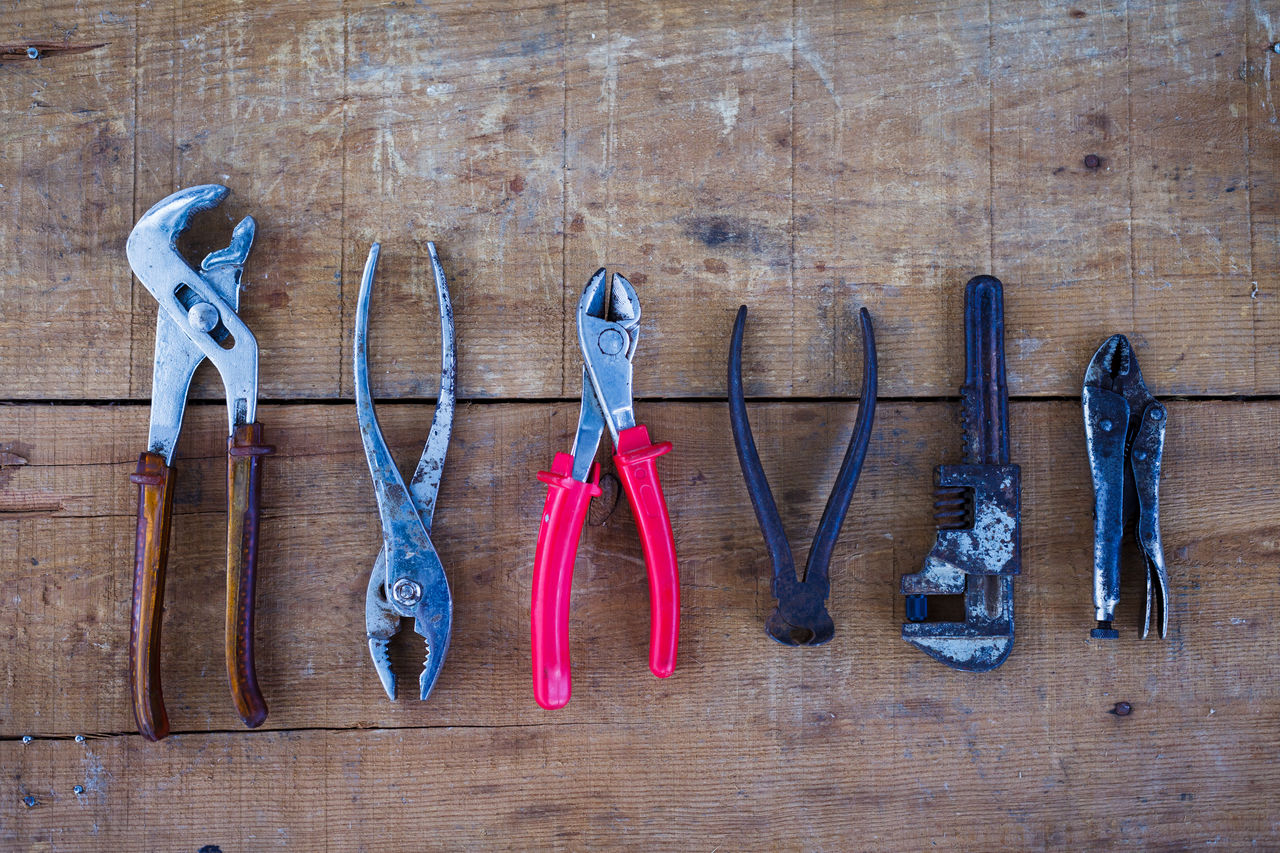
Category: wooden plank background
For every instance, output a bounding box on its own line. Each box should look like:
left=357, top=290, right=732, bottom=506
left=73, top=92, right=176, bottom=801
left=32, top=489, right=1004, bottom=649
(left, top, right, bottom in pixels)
left=2, top=0, right=1278, bottom=848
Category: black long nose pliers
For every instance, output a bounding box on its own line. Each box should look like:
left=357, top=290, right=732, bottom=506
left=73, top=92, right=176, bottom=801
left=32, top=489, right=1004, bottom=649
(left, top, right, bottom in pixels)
left=728, top=305, right=877, bottom=645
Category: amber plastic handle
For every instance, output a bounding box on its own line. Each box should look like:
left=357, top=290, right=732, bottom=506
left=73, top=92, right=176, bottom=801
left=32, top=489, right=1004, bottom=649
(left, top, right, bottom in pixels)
left=226, top=422, right=273, bottom=728
left=129, top=452, right=175, bottom=741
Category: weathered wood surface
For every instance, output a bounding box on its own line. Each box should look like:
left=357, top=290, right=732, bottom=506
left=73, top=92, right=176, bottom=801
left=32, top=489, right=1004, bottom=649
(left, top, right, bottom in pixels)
left=3, top=0, right=1280, bottom=848
left=2, top=0, right=1277, bottom=401
left=3, top=401, right=1279, bottom=847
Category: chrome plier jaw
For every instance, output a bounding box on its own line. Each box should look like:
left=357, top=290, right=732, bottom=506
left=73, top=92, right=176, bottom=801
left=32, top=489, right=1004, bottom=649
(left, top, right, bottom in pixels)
left=531, top=269, right=679, bottom=710
left=127, top=184, right=260, bottom=460
left=355, top=242, right=456, bottom=701
left=125, top=184, right=271, bottom=741
left=1083, top=334, right=1169, bottom=640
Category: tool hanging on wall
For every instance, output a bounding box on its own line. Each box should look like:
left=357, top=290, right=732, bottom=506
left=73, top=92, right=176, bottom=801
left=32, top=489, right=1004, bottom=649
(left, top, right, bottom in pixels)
left=354, top=242, right=456, bottom=700
left=531, top=268, right=679, bottom=709
left=727, top=304, right=877, bottom=646
left=900, top=275, right=1020, bottom=672
left=1083, top=334, right=1169, bottom=640
left=126, top=185, right=273, bottom=740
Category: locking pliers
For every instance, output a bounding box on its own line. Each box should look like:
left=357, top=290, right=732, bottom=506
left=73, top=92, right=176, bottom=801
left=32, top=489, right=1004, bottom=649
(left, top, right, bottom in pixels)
left=1083, top=334, right=1169, bottom=639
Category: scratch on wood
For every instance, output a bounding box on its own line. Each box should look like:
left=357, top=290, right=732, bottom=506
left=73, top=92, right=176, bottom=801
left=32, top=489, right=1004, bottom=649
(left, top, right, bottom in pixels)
left=0, top=42, right=108, bottom=60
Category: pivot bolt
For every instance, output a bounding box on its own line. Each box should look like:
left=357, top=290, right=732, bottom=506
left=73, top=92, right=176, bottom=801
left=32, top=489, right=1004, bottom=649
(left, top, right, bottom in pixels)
left=187, top=302, right=220, bottom=333
left=391, top=578, right=423, bottom=606
left=598, top=328, right=625, bottom=356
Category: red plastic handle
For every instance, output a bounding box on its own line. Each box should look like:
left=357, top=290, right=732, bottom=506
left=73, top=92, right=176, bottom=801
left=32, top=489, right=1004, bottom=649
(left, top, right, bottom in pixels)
left=613, top=425, right=680, bottom=679
left=531, top=453, right=601, bottom=709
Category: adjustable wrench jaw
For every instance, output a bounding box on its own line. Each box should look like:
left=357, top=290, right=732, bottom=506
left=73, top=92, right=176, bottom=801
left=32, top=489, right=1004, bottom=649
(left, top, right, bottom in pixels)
left=127, top=184, right=259, bottom=437
left=901, top=276, right=1019, bottom=672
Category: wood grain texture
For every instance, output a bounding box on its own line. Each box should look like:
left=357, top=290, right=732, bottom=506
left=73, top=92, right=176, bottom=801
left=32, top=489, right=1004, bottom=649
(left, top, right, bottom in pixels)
left=3, top=0, right=1279, bottom=848
left=2, top=0, right=1277, bottom=399
left=2, top=400, right=1278, bottom=846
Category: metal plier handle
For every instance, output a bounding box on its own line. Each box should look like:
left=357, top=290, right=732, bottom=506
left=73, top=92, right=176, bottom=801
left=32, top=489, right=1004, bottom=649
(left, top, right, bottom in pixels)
left=531, top=269, right=679, bottom=709
left=355, top=242, right=456, bottom=701
left=126, top=185, right=272, bottom=741
left=1083, top=334, right=1169, bottom=639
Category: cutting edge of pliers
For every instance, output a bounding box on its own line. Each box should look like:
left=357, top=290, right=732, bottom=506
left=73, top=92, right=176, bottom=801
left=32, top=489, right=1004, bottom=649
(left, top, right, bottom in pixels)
left=355, top=241, right=456, bottom=701
left=530, top=268, right=679, bottom=710
left=727, top=304, right=877, bottom=647
left=1083, top=333, right=1169, bottom=640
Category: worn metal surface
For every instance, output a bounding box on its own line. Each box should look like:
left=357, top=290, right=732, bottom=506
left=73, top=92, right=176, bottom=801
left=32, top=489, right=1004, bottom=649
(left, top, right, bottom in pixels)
left=354, top=242, right=456, bottom=701
left=728, top=304, right=877, bottom=646
left=901, top=275, right=1021, bottom=672
left=1083, top=334, right=1170, bottom=639
left=127, top=185, right=259, bottom=462
left=125, top=184, right=270, bottom=738
left=573, top=268, right=641, bottom=472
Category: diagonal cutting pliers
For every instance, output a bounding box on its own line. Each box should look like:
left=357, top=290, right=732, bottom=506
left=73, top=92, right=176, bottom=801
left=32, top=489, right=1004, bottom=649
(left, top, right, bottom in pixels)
left=1083, top=334, right=1169, bottom=639
left=354, top=242, right=457, bottom=701
left=126, top=184, right=273, bottom=741
left=531, top=269, right=680, bottom=709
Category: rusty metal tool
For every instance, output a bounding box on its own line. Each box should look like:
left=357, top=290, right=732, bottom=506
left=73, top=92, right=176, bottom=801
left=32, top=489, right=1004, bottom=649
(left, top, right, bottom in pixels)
left=531, top=269, right=679, bottom=709
left=126, top=184, right=272, bottom=740
left=727, top=305, right=877, bottom=646
left=900, top=275, right=1020, bottom=672
left=1083, top=334, right=1169, bottom=640
left=355, top=242, right=456, bottom=701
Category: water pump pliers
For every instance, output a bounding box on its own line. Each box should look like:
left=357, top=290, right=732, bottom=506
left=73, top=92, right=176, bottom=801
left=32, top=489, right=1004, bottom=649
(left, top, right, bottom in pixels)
left=354, top=242, right=456, bottom=700
left=126, top=184, right=273, bottom=741
left=1083, top=334, right=1169, bottom=640
left=531, top=269, right=679, bottom=709
left=728, top=305, right=877, bottom=645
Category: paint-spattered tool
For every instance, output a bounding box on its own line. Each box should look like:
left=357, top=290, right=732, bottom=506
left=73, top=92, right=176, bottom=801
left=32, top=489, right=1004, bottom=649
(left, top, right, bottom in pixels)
left=354, top=242, right=456, bottom=700
left=1083, top=334, right=1169, bottom=640
left=727, top=305, right=877, bottom=646
left=901, top=275, right=1020, bottom=672
left=126, top=185, right=273, bottom=740
left=531, top=269, right=679, bottom=709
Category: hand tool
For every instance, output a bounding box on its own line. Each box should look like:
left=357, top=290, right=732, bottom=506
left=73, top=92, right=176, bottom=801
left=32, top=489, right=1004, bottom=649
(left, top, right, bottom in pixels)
left=531, top=269, right=679, bottom=709
left=126, top=184, right=272, bottom=740
left=1083, top=334, right=1169, bottom=639
left=354, top=242, right=456, bottom=700
left=900, top=275, right=1020, bottom=672
left=727, top=304, right=877, bottom=646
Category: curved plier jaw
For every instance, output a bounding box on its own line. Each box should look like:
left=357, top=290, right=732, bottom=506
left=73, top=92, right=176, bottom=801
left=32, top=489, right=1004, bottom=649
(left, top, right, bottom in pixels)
left=1083, top=334, right=1169, bottom=639
left=355, top=242, right=457, bottom=700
